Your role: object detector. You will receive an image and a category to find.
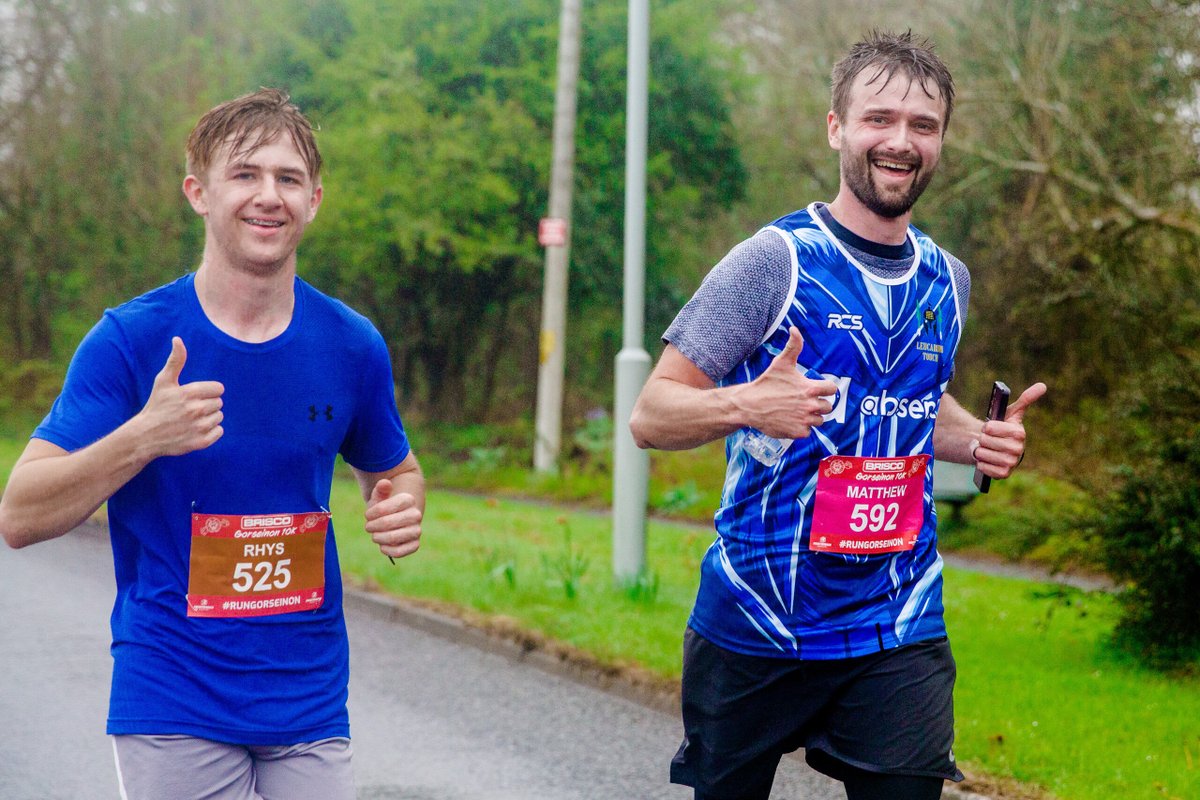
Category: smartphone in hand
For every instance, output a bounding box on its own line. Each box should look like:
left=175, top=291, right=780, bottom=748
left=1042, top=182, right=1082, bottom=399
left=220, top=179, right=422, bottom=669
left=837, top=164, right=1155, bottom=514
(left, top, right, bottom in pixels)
left=973, top=381, right=1011, bottom=493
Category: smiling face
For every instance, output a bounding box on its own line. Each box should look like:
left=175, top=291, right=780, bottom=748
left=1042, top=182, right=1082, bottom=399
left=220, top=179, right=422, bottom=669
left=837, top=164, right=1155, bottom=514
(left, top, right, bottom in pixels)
left=828, top=67, right=947, bottom=221
left=182, top=132, right=322, bottom=278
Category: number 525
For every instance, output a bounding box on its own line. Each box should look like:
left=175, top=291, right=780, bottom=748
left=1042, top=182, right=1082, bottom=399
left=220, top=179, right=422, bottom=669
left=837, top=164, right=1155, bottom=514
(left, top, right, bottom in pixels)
left=231, top=559, right=292, bottom=593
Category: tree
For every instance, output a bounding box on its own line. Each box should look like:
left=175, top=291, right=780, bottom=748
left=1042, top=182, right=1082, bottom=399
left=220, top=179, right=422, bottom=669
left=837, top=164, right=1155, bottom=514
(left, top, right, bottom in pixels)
left=260, top=0, right=747, bottom=419
left=928, top=0, right=1200, bottom=457
left=0, top=0, right=267, bottom=364
left=0, top=0, right=76, bottom=361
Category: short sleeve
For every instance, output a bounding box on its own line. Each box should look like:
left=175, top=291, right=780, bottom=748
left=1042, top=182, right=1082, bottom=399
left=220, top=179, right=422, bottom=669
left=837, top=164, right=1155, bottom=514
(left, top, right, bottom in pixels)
left=338, top=327, right=410, bottom=473
left=943, top=249, right=971, bottom=326
left=663, top=229, right=793, bottom=382
left=33, top=314, right=140, bottom=452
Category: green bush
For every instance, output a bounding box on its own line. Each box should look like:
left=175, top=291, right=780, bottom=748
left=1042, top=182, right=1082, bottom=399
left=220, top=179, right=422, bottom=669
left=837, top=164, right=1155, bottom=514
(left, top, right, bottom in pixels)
left=1090, top=353, right=1200, bottom=670
left=1093, top=433, right=1200, bottom=670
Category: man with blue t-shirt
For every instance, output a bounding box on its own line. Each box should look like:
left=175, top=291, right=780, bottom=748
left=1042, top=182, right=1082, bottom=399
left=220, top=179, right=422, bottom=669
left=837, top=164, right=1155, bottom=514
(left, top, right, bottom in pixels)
left=0, top=89, right=424, bottom=800
left=631, top=32, right=1046, bottom=800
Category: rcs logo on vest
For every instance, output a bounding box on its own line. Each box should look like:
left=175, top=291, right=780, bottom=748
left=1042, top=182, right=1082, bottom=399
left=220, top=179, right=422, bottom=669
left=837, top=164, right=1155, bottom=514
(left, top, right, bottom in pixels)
left=826, top=313, right=864, bottom=331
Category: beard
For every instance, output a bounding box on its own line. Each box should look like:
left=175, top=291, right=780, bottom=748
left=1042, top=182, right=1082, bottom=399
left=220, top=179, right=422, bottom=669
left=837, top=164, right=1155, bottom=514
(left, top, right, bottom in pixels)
left=840, top=146, right=936, bottom=219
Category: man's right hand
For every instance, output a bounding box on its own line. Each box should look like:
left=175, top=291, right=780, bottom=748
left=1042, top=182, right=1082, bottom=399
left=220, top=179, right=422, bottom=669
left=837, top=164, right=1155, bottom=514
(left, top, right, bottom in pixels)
left=1, top=337, right=225, bottom=548
left=138, top=337, right=225, bottom=457
left=739, top=326, right=838, bottom=439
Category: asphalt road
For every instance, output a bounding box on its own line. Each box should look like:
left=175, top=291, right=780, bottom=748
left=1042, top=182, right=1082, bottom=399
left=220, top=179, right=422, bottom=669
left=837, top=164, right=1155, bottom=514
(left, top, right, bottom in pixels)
left=0, top=525, right=846, bottom=800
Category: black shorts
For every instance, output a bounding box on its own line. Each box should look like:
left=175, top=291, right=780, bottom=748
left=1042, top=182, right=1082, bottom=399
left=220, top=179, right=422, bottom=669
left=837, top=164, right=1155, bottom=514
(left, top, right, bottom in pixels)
left=670, top=628, right=964, bottom=799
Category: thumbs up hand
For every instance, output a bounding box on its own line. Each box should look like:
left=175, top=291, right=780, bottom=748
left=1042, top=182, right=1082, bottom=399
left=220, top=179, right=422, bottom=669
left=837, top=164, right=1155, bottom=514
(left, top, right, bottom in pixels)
left=972, top=382, right=1047, bottom=479
left=365, top=478, right=423, bottom=560
left=153, top=336, right=189, bottom=390
left=136, top=337, right=225, bottom=457
left=735, top=327, right=839, bottom=439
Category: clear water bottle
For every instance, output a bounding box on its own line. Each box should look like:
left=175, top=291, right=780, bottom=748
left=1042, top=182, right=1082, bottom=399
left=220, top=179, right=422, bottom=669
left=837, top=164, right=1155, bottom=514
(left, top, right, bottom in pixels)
left=743, top=429, right=792, bottom=466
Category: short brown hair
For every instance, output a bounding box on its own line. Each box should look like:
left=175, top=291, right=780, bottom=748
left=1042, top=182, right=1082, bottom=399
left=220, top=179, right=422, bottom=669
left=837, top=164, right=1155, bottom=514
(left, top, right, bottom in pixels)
left=185, top=88, right=322, bottom=181
left=831, top=30, right=955, bottom=131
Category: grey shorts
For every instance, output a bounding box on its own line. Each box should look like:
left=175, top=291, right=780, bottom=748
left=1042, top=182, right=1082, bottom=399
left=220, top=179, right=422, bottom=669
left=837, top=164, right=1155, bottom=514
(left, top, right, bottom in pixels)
left=111, top=735, right=354, bottom=800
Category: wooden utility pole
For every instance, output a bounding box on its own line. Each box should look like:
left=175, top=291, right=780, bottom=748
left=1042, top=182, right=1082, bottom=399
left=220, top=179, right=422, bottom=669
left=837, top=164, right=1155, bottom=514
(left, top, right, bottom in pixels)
left=533, top=0, right=583, bottom=473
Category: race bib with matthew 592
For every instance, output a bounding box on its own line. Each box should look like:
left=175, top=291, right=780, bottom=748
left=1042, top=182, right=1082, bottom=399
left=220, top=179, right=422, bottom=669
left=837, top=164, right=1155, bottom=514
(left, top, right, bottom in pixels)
left=809, top=455, right=929, bottom=555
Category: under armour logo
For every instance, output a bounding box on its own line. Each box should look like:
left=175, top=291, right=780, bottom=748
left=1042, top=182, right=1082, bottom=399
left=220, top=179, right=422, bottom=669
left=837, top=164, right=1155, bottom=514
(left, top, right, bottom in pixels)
left=308, top=404, right=334, bottom=422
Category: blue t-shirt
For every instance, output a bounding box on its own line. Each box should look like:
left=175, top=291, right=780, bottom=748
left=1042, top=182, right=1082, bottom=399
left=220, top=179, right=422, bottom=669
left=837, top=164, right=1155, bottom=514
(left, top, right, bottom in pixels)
left=687, top=204, right=965, bottom=659
left=34, top=273, right=410, bottom=744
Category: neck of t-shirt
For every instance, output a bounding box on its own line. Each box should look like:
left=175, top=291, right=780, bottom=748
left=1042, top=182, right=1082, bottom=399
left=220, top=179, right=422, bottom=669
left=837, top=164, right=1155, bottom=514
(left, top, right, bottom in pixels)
left=815, top=202, right=914, bottom=261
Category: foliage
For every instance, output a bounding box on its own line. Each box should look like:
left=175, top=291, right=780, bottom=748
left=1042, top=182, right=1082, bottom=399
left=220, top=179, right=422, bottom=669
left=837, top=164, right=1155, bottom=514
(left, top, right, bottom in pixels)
left=475, top=545, right=519, bottom=589
left=937, top=470, right=1100, bottom=575
left=0, top=359, right=65, bottom=434
left=567, top=408, right=614, bottom=471
left=4, top=0, right=1197, bottom=488
left=716, top=0, right=1200, bottom=663
left=928, top=0, right=1200, bottom=478
left=926, top=0, right=1200, bottom=665
left=657, top=480, right=702, bottom=515
left=2, top=0, right=1198, bottom=662
left=255, top=0, right=746, bottom=419
left=1090, top=351, right=1200, bottom=669
left=620, top=569, right=661, bottom=605
left=402, top=416, right=727, bottom=523
left=717, top=0, right=1200, bottom=489
left=541, top=517, right=590, bottom=599
left=0, top=0, right=269, bottom=362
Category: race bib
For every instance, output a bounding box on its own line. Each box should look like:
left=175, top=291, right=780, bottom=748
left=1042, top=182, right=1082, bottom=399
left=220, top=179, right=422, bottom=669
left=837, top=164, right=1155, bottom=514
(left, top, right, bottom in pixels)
left=186, top=511, right=330, bottom=618
left=809, top=455, right=928, bottom=555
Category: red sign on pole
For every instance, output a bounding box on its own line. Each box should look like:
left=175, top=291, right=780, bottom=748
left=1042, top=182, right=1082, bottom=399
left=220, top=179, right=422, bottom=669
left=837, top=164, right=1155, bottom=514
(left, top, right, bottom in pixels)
left=538, top=217, right=568, bottom=247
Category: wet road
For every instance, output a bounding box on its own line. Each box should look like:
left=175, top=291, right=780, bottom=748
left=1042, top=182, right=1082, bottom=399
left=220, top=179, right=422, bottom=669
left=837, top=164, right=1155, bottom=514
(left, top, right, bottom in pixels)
left=0, top=525, right=845, bottom=800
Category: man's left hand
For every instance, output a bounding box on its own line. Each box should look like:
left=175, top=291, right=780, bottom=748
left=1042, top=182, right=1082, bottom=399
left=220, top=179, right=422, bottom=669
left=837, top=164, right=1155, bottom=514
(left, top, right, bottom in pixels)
left=365, top=478, right=422, bottom=559
left=972, top=382, right=1048, bottom=479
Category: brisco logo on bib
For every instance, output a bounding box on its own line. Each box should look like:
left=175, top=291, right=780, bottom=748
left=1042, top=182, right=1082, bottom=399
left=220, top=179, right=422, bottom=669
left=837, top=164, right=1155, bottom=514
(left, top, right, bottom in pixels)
left=243, top=515, right=294, bottom=528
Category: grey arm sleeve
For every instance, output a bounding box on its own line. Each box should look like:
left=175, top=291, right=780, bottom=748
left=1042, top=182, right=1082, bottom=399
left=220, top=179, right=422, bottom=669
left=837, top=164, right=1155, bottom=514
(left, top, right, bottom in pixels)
left=662, top=229, right=793, bottom=383
left=945, top=250, right=971, bottom=327
left=941, top=249, right=971, bottom=383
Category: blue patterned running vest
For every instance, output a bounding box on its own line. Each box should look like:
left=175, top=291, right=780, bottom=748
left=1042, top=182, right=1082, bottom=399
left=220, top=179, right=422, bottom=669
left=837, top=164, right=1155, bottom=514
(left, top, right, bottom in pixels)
left=689, top=204, right=965, bottom=659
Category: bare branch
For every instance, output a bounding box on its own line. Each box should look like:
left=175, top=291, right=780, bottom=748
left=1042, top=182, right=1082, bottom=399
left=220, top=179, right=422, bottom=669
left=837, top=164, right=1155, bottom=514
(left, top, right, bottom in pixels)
left=949, top=139, right=1200, bottom=238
